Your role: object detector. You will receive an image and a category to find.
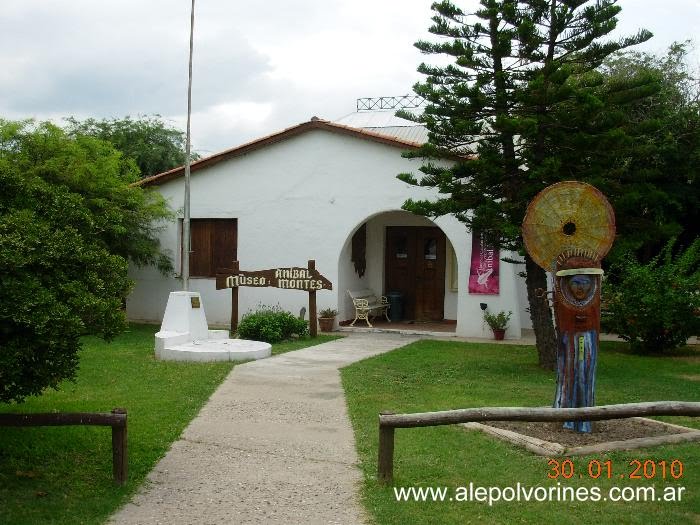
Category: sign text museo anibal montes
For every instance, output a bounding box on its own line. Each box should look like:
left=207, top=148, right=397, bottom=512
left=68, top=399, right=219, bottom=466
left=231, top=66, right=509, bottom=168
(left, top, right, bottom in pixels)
left=216, top=267, right=332, bottom=291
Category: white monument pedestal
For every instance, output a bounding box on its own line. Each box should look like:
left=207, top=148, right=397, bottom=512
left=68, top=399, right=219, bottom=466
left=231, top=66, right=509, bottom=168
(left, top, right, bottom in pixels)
left=155, top=291, right=271, bottom=362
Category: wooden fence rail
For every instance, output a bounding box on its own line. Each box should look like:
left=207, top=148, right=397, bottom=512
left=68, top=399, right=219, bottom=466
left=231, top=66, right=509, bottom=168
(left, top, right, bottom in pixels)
left=0, top=408, right=128, bottom=485
left=378, top=401, right=700, bottom=483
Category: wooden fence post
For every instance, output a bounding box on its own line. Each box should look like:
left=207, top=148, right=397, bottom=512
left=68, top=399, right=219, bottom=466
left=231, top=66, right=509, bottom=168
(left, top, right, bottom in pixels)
left=378, top=412, right=395, bottom=484
left=111, top=408, right=128, bottom=485
left=0, top=409, right=129, bottom=486
left=309, top=259, right=317, bottom=337
left=230, top=261, right=239, bottom=332
left=377, top=402, right=700, bottom=484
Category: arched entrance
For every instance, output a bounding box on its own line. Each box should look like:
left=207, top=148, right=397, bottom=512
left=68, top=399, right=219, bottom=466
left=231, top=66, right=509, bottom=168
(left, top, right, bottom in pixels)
left=337, top=210, right=458, bottom=328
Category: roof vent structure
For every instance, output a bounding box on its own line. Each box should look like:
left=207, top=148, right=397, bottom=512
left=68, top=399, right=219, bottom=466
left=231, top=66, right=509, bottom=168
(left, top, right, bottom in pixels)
left=356, top=95, right=426, bottom=111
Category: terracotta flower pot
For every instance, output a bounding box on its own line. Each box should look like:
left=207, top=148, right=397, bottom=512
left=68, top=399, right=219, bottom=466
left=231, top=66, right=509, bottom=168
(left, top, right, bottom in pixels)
left=318, top=317, right=335, bottom=332
left=492, top=328, right=506, bottom=340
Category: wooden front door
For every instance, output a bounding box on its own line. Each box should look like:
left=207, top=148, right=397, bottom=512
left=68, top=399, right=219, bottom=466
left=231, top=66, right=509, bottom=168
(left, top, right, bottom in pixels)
left=385, top=226, right=446, bottom=321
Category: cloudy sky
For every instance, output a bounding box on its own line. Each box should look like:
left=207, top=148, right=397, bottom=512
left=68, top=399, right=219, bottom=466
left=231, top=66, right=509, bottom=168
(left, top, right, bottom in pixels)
left=2, top=1, right=698, bottom=155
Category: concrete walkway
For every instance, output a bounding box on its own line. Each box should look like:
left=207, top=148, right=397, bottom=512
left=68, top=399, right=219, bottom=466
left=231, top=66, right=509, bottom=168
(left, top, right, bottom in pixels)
left=109, top=332, right=417, bottom=525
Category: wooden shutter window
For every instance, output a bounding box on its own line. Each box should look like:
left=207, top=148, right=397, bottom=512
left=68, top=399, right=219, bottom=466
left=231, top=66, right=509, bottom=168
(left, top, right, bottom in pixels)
left=190, top=220, right=212, bottom=277
left=187, top=219, right=237, bottom=277
left=212, top=219, right=237, bottom=276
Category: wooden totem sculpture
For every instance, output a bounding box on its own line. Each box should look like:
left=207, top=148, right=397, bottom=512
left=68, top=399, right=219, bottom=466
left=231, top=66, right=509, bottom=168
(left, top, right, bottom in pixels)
left=522, top=182, right=615, bottom=432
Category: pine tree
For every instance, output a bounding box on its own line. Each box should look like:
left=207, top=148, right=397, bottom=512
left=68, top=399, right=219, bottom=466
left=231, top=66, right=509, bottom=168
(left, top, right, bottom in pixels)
left=400, top=0, right=651, bottom=368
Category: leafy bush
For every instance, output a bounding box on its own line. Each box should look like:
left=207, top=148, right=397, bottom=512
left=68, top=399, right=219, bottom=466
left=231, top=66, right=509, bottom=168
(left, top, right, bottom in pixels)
left=318, top=307, right=338, bottom=318
left=603, top=239, right=700, bottom=353
left=483, top=310, right=512, bottom=330
left=237, top=305, right=308, bottom=343
left=0, top=120, right=171, bottom=403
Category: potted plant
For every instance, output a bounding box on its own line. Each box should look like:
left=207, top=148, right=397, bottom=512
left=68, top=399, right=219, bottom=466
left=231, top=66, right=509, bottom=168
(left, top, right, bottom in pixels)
left=318, top=307, right=338, bottom=332
left=483, top=310, right=512, bottom=340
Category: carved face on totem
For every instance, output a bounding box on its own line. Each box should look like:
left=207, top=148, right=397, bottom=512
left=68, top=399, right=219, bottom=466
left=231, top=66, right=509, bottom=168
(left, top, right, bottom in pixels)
left=568, top=275, right=594, bottom=301
left=555, top=255, right=601, bottom=309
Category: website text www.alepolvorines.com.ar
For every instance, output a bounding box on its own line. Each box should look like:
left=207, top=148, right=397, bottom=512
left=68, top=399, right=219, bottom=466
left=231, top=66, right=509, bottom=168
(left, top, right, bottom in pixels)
left=394, top=482, right=686, bottom=506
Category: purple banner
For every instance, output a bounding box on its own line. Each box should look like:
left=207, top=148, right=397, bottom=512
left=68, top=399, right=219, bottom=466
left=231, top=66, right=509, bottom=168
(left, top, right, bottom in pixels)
left=468, top=231, right=499, bottom=294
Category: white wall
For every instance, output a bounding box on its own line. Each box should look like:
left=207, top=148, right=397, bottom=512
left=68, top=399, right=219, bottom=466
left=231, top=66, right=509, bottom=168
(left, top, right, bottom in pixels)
left=127, top=128, right=527, bottom=337
left=516, top=270, right=534, bottom=331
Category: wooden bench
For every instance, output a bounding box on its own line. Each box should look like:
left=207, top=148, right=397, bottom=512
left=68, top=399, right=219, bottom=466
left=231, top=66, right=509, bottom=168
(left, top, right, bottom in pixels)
left=347, top=289, right=390, bottom=327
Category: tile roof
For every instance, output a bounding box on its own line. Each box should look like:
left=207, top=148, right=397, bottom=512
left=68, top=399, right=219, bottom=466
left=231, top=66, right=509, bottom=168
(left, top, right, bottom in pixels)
left=137, top=117, right=424, bottom=187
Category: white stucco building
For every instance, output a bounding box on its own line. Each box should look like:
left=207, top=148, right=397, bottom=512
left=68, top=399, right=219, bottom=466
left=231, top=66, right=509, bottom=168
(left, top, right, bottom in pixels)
left=127, top=114, right=531, bottom=338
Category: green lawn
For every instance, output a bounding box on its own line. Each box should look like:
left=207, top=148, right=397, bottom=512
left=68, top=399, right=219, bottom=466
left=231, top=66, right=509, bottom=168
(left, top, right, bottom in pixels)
left=0, top=324, right=339, bottom=525
left=341, top=340, right=700, bottom=525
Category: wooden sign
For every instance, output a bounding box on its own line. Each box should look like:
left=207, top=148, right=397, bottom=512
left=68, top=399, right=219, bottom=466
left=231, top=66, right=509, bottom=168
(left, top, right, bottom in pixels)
left=216, top=260, right=331, bottom=337
left=215, top=267, right=331, bottom=291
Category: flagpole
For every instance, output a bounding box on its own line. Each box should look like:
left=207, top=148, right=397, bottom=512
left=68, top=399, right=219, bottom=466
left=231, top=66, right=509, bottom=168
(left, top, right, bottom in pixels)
left=182, top=0, right=195, bottom=291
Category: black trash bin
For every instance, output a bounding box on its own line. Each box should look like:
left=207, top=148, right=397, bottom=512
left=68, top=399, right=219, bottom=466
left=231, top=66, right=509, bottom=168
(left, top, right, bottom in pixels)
left=385, top=291, right=404, bottom=322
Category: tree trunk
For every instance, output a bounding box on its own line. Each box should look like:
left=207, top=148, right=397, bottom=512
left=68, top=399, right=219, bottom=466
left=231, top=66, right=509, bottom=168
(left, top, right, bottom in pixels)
left=524, top=253, right=557, bottom=369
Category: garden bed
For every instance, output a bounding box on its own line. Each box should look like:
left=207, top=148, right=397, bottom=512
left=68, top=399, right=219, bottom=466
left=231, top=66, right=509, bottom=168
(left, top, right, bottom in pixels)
left=484, top=417, right=692, bottom=447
